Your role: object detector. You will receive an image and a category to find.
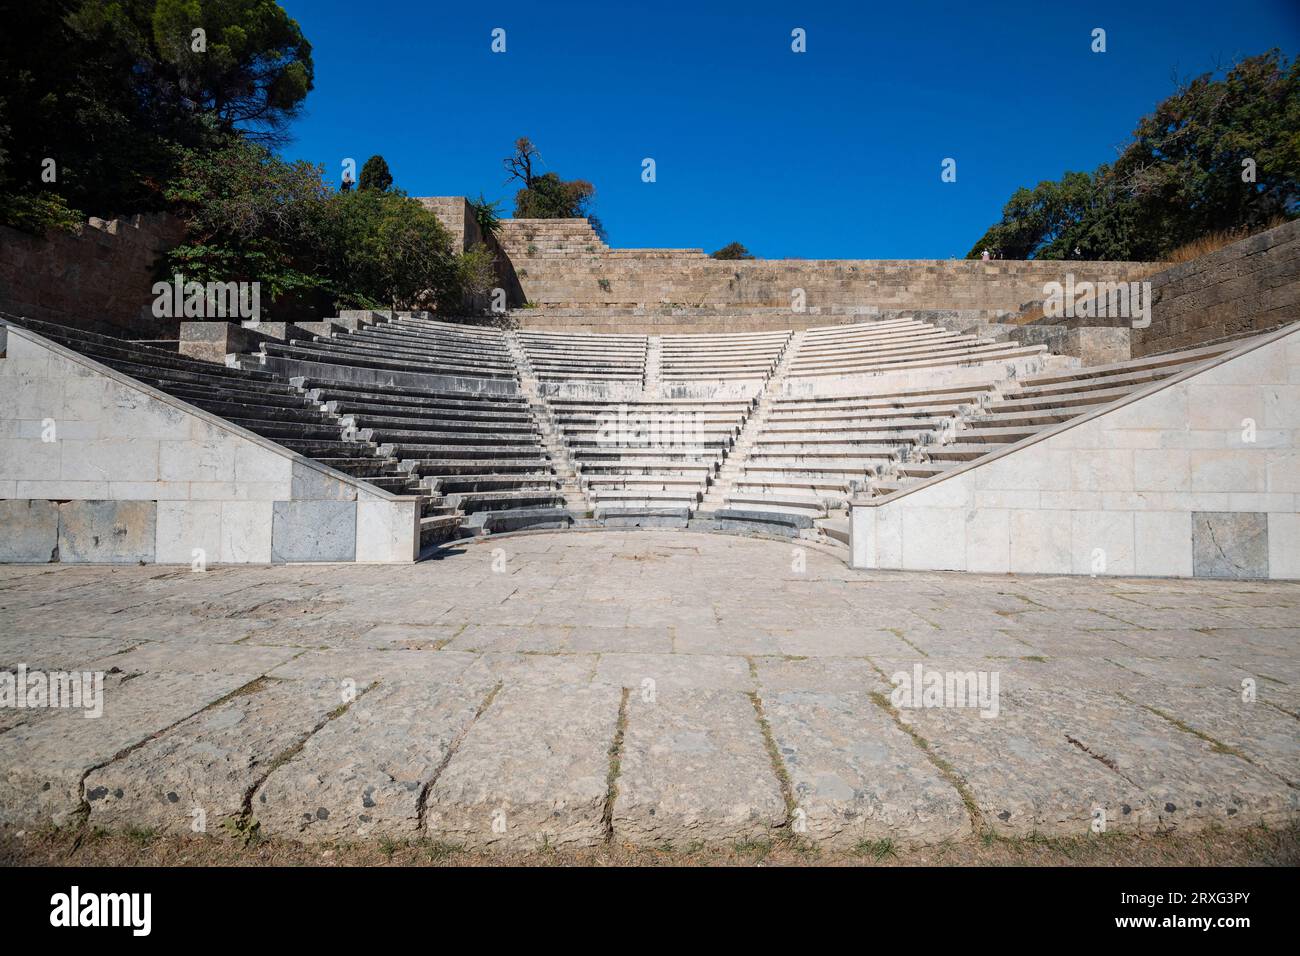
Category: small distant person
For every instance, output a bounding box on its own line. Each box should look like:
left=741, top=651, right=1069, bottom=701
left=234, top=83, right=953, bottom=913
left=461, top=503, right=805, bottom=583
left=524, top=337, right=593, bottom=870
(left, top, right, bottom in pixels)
left=981, top=249, right=990, bottom=261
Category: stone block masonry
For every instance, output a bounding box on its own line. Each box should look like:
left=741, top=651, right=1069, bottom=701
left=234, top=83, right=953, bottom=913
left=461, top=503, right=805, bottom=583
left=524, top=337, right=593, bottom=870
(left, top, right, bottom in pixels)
left=1135, top=218, right=1300, bottom=356
left=4, top=532, right=1297, bottom=845
left=487, top=217, right=1151, bottom=318
left=0, top=214, right=185, bottom=337
left=0, top=322, right=421, bottom=564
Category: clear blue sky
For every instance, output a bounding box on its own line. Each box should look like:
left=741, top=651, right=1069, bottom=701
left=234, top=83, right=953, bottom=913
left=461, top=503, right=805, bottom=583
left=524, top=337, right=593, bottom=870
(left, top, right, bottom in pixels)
left=279, top=0, right=1299, bottom=259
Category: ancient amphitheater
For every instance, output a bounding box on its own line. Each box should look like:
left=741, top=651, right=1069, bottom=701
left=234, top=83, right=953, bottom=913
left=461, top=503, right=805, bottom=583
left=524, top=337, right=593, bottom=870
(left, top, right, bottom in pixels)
left=0, top=207, right=1296, bottom=854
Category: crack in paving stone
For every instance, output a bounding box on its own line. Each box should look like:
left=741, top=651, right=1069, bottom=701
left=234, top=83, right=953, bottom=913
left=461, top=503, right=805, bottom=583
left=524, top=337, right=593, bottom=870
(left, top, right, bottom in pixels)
left=73, top=673, right=275, bottom=826
left=1064, top=734, right=1124, bottom=774
left=236, top=679, right=380, bottom=841
left=748, top=690, right=797, bottom=825
left=865, top=690, right=984, bottom=837
left=1121, top=696, right=1298, bottom=792
left=601, top=687, right=630, bottom=842
left=862, top=654, right=985, bottom=837
left=416, top=681, right=503, bottom=833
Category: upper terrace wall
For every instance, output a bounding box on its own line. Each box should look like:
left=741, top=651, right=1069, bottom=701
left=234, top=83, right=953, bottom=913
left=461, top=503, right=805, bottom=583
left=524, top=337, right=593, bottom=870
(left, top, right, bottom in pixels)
left=485, top=217, right=1151, bottom=332
left=0, top=214, right=184, bottom=337
left=1000, top=219, right=1300, bottom=362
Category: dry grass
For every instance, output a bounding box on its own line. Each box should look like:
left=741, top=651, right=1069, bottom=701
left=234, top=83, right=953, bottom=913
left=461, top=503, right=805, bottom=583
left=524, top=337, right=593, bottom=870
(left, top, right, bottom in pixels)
left=2, top=821, right=1296, bottom=868
left=1003, top=216, right=1290, bottom=325
left=1157, top=216, right=1288, bottom=267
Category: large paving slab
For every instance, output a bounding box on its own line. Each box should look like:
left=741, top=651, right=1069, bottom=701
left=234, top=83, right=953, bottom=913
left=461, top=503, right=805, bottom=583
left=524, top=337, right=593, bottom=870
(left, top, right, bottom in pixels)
left=893, top=691, right=1153, bottom=838
left=613, top=689, right=787, bottom=846
left=1017, top=686, right=1295, bottom=831
left=425, top=683, right=622, bottom=850
left=761, top=689, right=970, bottom=847
left=252, top=678, right=493, bottom=841
left=1, top=530, right=1297, bottom=846
left=84, top=678, right=352, bottom=835
left=0, top=671, right=254, bottom=825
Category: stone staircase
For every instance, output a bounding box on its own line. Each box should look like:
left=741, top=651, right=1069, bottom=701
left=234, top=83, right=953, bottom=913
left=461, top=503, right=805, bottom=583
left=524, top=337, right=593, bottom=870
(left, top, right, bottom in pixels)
left=549, top=397, right=749, bottom=520
left=699, top=330, right=805, bottom=510
left=642, top=335, right=662, bottom=396
left=505, top=331, right=592, bottom=516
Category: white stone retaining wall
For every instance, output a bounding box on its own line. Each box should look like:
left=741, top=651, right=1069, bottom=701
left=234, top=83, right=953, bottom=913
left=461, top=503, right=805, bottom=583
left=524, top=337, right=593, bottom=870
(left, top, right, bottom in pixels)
left=0, top=323, right=420, bottom=564
left=850, top=323, right=1300, bottom=579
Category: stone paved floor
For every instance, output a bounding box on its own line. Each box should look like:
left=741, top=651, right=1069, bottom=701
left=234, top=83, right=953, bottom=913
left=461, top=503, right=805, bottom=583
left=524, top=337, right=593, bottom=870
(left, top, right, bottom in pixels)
left=0, top=530, right=1296, bottom=850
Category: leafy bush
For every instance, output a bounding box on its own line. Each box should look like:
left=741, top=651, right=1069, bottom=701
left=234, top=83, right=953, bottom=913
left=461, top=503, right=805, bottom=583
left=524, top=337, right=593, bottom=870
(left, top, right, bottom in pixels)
left=161, top=139, right=474, bottom=317
left=711, top=242, right=754, bottom=260
left=469, top=194, right=503, bottom=239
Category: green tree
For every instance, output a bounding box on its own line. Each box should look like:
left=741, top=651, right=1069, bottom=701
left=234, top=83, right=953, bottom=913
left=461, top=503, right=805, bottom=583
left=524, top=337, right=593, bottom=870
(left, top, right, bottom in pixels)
left=161, top=138, right=334, bottom=312
left=160, top=140, right=473, bottom=317
left=711, top=241, right=754, bottom=260
left=359, top=154, right=393, bottom=192
left=0, top=0, right=313, bottom=230
left=150, top=0, right=314, bottom=144
left=323, top=188, right=463, bottom=312
left=504, top=136, right=605, bottom=237
left=969, top=50, right=1299, bottom=260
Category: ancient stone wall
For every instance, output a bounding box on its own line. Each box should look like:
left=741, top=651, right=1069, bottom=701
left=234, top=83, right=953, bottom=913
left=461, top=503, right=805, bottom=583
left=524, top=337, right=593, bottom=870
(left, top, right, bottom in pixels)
left=1134, top=218, right=1300, bottom=356
left=416, top=197, right=483, bottom=253
left=488, top=217, right=1151, bottom=332
left=0, top=214, right=185, bottom=336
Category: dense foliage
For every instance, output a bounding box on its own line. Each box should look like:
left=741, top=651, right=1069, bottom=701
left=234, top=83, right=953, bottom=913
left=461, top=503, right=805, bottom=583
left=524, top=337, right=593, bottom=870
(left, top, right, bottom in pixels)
left=969, top=51, right=1300, bottom=260
left=162, top=140, right=485, bottom=317
left=504, top=136, right=605, bottom=238
left=358, top=155, right=394, bottom=192
left=0, top=0, right=314, bottom=226
left=0, top=2, right=492, bottom=318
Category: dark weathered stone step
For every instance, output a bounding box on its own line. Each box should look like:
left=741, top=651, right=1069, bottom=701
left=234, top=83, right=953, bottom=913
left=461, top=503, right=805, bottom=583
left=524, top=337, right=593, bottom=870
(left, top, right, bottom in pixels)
left=400, top=458, right=555, bottom=475
left=324, top=400, right=532, bottom=423
left=225, top=418, right=346, bottom=441
left=450, top=490, right=569, bottom=514
left=460, top=506, right=573, bottom=535
left=382, top=443, right=546, bottom=459
left=298, top=380, right=528, bottom=407
left=326, top=331, right=514, bottom=363
left=186, top=398, right=334, bottom=426
left=314, top=458, right=402, bottom=478
left=342, top=414, right=537, bottom=435
left=14, top=318, right=282, bottom=381
left=299, top=336, right=518, bottom=370
left=165, top=382, right=312, bottom=408
left=362, top=428, right=543, bottom=446
left=431, top=475, right=562, bottom=493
